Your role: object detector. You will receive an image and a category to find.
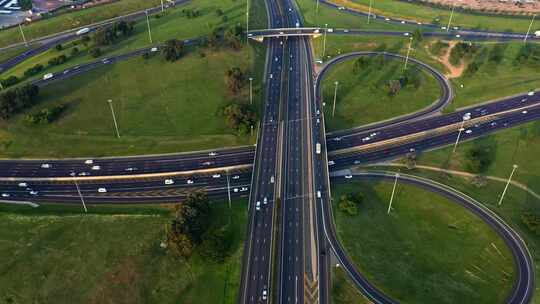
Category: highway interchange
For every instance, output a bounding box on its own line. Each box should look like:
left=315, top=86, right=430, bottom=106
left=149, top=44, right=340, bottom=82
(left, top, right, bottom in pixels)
left=0, top=0, right=539, bottom=303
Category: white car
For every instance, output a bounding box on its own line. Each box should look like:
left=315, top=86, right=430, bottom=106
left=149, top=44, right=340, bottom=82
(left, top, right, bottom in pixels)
left=401, top=20, right=406, bottom=24
left=262, top=289, right=268, bottom=300
left=1, top=193, right=10, bottom=198
left=263, top=197, right=268, bottom=205
left=78, top=172, right=89, bottom=176
left=362, top=137, right=371, bottom=142
left=43, top=73, right=53, bottom=80
left=455, top=34, right=461, bottom=38
left=528, top=91, right=535, bottom=96
left=29, top=191, right=38, bottom=195
left=403, top=32, right=410, bottom=36
left=164, top=179, right=174, bottom=185
left=41, top=163, right=51, bottom=169
left=328, top=160, right=335, bottom=166
left=465, top=129, right=473, bottom=134
left=385, top=18, right=390, bottom=21
left=187, top=179, right=194, bottom=184
left=232, top=175, right=240, bottom=180
left=212, top=174, right=221, bottom=178
left=150, top=47, right=158, bottom=52
left=209, top=152, right=217, bottom=156
left=334, top=137, right=342, bottom=141
left=202, top=161, right=213, bottom=166
left=98, top=188, right=107, bottom=193
left=125, top=167, right=136, bottom=172
left=18, top=182, right=27, bottom=187
left=338, top=6, right=345, bottom=10
left=84, top=159, right=94, bottom=164
left=343, top=29, right=349, bottom=33
left=91, top=165, right=101, bottom=170
left=240, top=187, right=249, bottom=192
left=255, top=201, right=261, bottom=211
left=233, top=188, right=239, bottom=193
left=345, top=174, right=353, bottom=179
left=522, top=110, right=528, bottom=114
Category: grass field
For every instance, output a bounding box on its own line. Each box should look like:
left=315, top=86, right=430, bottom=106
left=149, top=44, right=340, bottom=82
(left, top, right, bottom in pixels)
left=313, top=35, right=540, bottom=112
left=332, top=268, right=370, bottom=304
left=295, top=0, right=417, bottom=31
left=327, top=0, right=537, bottom=32
left=2, top=0, right=259, bottom=80
left=332, top=180, right=515, bottom=303
left=0, top=199, right=247, bottom=304
left=0, top=0, right=164, bottom=48
left=320, top=55, right=441, bottom=130
left=0, top=44, right=264, bottom=158
left=364, top=119, right=540, bottom=302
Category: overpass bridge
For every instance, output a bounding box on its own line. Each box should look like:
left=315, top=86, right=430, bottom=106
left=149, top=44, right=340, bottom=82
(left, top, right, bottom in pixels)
left=248, top=27, right=323, bottom=41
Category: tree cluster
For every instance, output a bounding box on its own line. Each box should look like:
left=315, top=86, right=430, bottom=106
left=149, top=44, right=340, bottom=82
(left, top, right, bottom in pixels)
left=449, top=42, right=479, bottom=66
left=521, top=211, right=540, bottom=235
left=161, top=39, right=185, bottom=62
left=465, top=145, right=495, bottom=174
left=0, top=76, right=19, bottom=89
left=386, top=68, right=421, bottom=96
left=515, top=43, right=540, bottom=65
left=338, top=192, right=364, bottom=216
left=203, top=24, right=245, bottom=50
left=24, top=64, right=44, bottom=77
left=166, top=192, right=211, bottom=259
left=181, top=8, right=202, bottom=18
left=48, top=54, right=68, bottom=67
left=92, top=21, right=135, bottom=46
left=226, top=67, right=245, bottom=95
left=18, top=0, right=32, bottom=10
left=25, top=104, right=66, bottom=124
left=0, top=84, right=40, bottom=120
left=220, top=103, right=257, bottom=135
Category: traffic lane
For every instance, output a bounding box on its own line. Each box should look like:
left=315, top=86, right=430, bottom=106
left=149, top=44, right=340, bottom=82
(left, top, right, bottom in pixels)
left=330, top=104, right=540, bottom=169
left=327, top=91, right=540, bottom=151
left=0, top=147, right=255, bottom=178
left=336, top=172, right=533, bottom=304
left=0, top=172, right=252, bottom=200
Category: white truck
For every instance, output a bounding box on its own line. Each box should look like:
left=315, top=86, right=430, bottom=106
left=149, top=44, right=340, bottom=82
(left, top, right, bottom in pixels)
left=42, top=73, right=53, bottom=80
left=535, top=30, right=540, bottom=37
left=76, top=27, right=90, bottom=35
left=316, top=142, right=321, bottom=154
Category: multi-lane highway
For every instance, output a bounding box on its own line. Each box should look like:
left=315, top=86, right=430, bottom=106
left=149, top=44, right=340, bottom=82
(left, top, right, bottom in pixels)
left=1, top=1, right=539, bottom=303
left=239, top=0, right=285, bottom=303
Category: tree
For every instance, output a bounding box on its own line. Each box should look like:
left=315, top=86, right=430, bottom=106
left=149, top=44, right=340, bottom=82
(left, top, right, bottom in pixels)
left=90, top=48, right=102, bottom=58
left=70, top=47, right=79, bottom=57
left=199, top=226, right=233, bottom=262
left=216, top=8, right=224, bottom=16
left=55, top=44, right=63, bottom=51
left=225, top=67, right=245, bottom=95
left=465, top=145, right=495, bottom=174
left=220, top=103, right=257, bottom=134
left=161, top=39, right=185, bottom=62
left=224, top=24, right=244, bottom=50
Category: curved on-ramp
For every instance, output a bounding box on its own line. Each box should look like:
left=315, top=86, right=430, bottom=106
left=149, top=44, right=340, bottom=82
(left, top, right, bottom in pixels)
left=324, top=170, right=534, bottom=304
left=316, top=51, right=453, bottom=137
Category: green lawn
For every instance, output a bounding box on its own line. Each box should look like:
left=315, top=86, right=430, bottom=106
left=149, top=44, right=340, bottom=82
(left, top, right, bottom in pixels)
left=2, top=0, right=258, bottom=81
left=365, top=119, right=540, bottom=302
left=295, top=0, right=417, bottom=31
left=0, top=0, right=164, bottom=48
left=332, top=267, right=370, bottom=304
left=332, top=180, right=515, bottom=303
left=320, top=55, right=441, bottom=130
left=0, top=45, right=263, bottom=158
left=0, top=199, right=247, bottom=304
left=313, top=35, right=540, bottom=112
left=329, top=0, right=537, bottom=32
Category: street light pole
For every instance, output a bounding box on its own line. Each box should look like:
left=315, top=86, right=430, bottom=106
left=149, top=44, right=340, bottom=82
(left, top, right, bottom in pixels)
left=332, top=81, right=339, bottom=117
left=316, top=0, right=320, bottom=15
left=71, top=174, right=88, bottom=213
left=18, top=23, right=28, bottom=47
left=498, top=165, right=518, bottom=206
left=524, top=14, right=536, bottom=43
left=226, top=169, right=232, bottom=209
left=145, top=10, right=153, bottom=44
left=160, top=0, right=164, bottom=12
left=107, top=99, right=120, bottom=138
left=447, top=2, right=456, bottom=32
left=246, top=0, right=250, bottom=43
left=367, top=0, right=374, bottom=24
left=404, top=37, right=413, bottom=70
left=322, top=24, right=328, bottom=60
left=387, top=173, right=399, bottom=214
left=249, top=77, right=253, bottom=105
left=452, top=120, right=466, bottom=153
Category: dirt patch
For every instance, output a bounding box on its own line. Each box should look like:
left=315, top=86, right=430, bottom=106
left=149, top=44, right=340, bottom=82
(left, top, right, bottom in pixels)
left=87, top=257, right=140, bottom=304
left=427, top=40, right=465, bottom=79
left=421, top=0, right=540, bottom=15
